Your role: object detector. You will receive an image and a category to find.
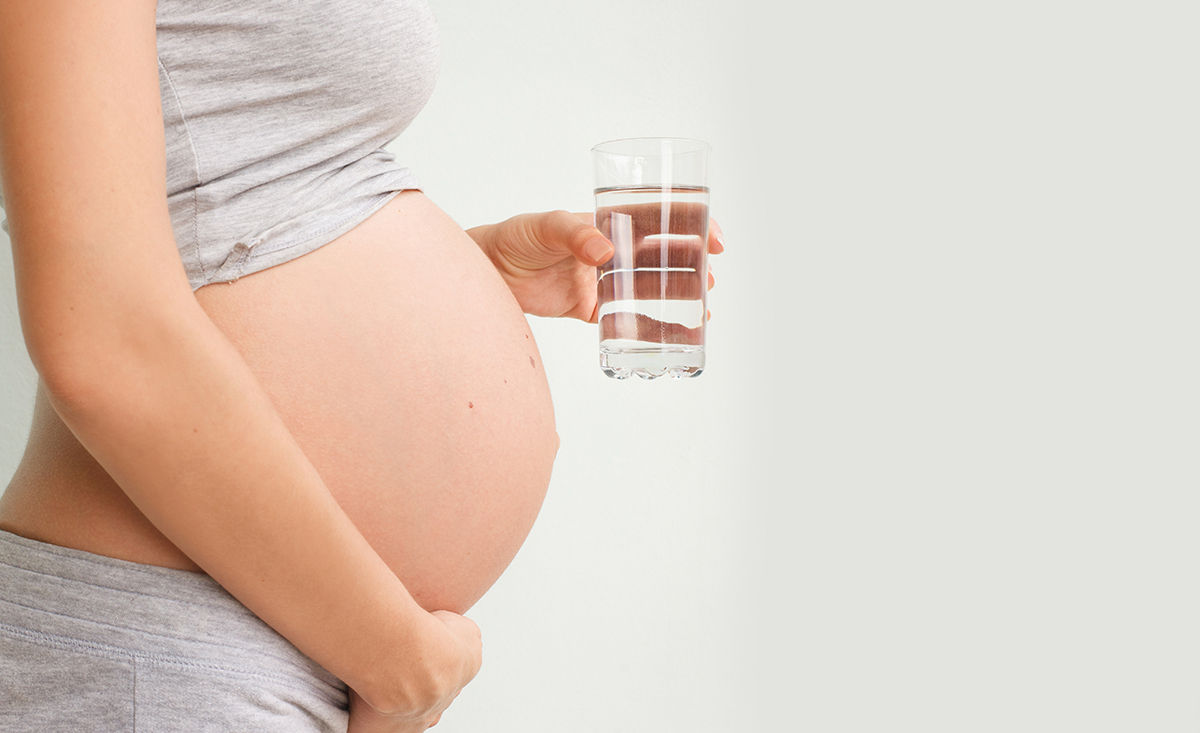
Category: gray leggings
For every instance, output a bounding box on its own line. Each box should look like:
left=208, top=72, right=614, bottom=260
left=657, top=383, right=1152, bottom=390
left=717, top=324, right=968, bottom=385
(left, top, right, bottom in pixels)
left=0, top=528, right=349, bottom=731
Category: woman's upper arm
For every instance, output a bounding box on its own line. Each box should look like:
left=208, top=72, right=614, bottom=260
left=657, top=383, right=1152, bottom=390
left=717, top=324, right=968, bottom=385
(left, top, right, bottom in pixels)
left=0, top=0, right=196, bottom=383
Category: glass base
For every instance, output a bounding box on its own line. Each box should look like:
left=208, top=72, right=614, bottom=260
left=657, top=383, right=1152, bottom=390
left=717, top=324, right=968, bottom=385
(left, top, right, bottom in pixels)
left=599, top=344, right=704, bottom=380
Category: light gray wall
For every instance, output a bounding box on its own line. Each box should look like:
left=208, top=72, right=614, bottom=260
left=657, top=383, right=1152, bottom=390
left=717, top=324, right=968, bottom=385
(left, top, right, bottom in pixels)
left=2, top=1, right=1197, bottom=731
left=0, top=235, right=35, bottom=485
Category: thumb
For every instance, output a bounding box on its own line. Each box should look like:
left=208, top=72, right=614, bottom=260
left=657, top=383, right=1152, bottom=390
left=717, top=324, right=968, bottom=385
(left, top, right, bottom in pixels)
left=530, top=210, right=613, bottom=266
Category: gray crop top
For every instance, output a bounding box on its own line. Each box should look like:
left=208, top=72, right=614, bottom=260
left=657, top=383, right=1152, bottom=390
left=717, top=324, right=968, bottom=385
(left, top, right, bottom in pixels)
left=0, top=0, right=440, bottom=291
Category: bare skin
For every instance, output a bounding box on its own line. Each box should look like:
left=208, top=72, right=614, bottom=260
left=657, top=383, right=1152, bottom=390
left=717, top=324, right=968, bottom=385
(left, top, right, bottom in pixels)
left=1, top=191, right=560, bottom=616
left=0, top=196, right=724, bottom=605
left=0, top=190, right=723, bottom=731
left=0, top=0, right=716, bottom=727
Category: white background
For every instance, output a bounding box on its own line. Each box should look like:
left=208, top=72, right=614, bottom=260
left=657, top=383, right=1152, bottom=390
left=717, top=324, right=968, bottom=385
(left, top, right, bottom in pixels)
left=2, top=1, right=1199, bottom=731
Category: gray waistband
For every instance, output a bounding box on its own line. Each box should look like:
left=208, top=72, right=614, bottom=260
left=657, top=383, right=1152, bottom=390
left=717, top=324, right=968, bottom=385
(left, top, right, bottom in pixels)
left=0, top=528, right=346, bottom=700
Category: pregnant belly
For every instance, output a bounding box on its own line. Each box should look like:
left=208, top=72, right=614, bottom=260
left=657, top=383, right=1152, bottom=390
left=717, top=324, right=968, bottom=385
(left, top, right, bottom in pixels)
left=194, top=190, right=559, bottom=614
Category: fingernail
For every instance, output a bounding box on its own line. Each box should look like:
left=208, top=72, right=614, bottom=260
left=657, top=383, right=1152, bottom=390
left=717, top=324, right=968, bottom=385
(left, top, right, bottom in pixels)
left=712, top=222, right=725, bottom=250
left=584, top=238, right=612, bottom=263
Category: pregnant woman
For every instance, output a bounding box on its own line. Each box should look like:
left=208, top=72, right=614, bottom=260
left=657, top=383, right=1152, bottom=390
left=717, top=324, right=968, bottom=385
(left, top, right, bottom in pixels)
left=0, top=1, right=723, bottom=731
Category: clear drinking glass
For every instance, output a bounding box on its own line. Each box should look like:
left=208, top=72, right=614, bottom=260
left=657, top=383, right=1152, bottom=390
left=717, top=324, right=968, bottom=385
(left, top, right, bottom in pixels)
left=592, top=137, right=711, bottom=380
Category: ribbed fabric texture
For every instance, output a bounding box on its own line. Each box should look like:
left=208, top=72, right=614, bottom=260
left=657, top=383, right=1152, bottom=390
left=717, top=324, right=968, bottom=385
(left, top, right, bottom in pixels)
left=0, top=0, right=439, bottom=290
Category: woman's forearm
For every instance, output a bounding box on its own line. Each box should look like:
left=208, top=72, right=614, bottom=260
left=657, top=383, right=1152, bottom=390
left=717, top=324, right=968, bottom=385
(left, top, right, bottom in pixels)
left=39, top=299, right=432, bottom=712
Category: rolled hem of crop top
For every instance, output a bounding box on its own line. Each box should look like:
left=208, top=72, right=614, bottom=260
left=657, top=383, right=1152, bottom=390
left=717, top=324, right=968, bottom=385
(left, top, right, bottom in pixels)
left=189, top=184, right=422, bottom=292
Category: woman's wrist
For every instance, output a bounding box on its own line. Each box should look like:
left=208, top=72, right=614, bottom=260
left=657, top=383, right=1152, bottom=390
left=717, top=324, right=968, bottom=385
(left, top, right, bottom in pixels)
left=353, top=599, right=443, bottom=714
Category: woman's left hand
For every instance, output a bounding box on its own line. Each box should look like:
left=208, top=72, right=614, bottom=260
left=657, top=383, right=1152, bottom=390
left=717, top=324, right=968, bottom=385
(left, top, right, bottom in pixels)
left=468, top=210, right=725, bottom=322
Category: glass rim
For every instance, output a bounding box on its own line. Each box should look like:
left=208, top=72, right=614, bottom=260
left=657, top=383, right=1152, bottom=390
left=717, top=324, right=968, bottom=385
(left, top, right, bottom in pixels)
left=591, top=136, right=711, bottom=156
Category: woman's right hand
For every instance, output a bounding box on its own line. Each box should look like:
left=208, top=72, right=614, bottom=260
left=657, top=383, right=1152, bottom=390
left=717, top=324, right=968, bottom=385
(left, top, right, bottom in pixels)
left=347, top=609, right=484, bottom=732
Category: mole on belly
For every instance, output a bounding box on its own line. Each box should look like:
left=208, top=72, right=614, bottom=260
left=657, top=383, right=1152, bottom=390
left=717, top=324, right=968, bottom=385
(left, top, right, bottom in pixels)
left=468, top=401, right=474, bottom=409
left=529, top=356, right=535, bottom=368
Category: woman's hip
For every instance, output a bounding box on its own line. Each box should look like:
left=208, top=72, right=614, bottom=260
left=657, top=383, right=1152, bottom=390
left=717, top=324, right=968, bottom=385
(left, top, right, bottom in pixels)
left=0, top=528, right=348, bottom=731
